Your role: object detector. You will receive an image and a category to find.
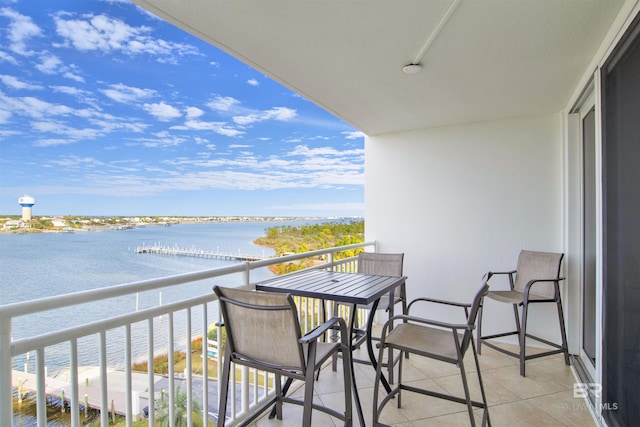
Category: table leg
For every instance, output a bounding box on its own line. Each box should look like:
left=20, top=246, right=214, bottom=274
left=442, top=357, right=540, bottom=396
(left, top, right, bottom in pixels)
left=347, top=303, right=366, bottom=427
left=366, top=299, right=392, bottom=394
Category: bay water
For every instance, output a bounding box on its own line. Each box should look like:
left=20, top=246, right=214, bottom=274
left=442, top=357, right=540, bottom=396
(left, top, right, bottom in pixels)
left=0, top=220, right=324, bottom=373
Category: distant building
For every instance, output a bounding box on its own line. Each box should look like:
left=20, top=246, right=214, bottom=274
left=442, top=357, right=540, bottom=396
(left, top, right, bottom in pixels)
left=18, top=195, right=35, bottom=221
left=3, top=220, right=22, bottom=229
left=51, top=219, right=68, bottom=228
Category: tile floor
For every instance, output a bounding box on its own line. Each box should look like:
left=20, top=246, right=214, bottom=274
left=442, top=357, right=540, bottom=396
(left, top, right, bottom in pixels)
left=248, top=343, right=597, bottom=426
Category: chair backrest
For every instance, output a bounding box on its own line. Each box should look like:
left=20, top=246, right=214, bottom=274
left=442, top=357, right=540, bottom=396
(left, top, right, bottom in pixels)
left=514, top=250, right=564, bottom=298
left=214, top=286, right=306, bottom=372
left=461, top=282, right=490, bottom=354
left=357, top=252, right=404, bottom=276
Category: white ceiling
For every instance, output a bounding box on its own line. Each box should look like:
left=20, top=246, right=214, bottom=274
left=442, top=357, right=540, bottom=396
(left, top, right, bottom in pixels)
left=132, top=0, right=624, bottom=136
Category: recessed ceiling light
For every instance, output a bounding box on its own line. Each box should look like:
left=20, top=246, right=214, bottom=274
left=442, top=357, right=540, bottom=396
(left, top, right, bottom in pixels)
left=402, top=63, right=423, bottom=74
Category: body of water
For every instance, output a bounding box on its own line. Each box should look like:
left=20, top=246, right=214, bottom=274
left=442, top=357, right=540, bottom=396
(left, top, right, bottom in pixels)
left=0, top=220, right=324, bottom=372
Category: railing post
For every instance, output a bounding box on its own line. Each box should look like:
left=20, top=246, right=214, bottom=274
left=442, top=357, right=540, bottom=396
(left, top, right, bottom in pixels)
left=243, top=261, right=251, bottom=288
left=0, top=317, right=12, bottom=427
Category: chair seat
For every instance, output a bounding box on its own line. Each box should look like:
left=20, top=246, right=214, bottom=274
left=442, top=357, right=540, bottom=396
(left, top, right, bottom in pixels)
left=305, top=342, right=340, bottom=367
left=486, top=290, right=548, bottom=304
left=384, top=323, right=462, bottom=362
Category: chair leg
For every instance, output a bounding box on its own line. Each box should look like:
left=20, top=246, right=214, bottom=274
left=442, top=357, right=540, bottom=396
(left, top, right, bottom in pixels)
left=519, top=303, right=528, bottom=377
left=556, top=298, right=570, bottom=366
left=387, top=303, right=395, bottom=384
left=303, top=342, right=318, bottom=426
left=471, top=338, right=491, bottom=426
left=217, top=349, right=232, bottom=427
left=477, top=299, right=484, bottom=354
left=512, top=302, right=522, bottom=336
left=274, top=373, right=283, bottom=420
left=400, top=292, right=409, bottom=360
left=341, top=346, right=353, bottom=426
left=458, top=358, right=476, bottom=427
left=372, top=340, right=386, bottom=425
left=397, top=353, right=403, bottom=408
left=331, top=301, right=340, bottom=372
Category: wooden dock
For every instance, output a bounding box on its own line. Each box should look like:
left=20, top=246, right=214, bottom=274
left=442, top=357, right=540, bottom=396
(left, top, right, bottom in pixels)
left=12, top=367, right=156, bottom=418
left=135, top=245, right=264, bottom=261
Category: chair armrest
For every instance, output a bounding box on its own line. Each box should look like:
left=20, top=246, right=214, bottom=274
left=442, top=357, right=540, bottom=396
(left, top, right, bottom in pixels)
left=487, top=270, right=517, bottom=276
left=387, top=314, right=472, bottom=333
left=523, top=277, right=565, bottom=302
left=300, top=316, right=347, bottom=344
left=408, top=297, right=470, bottom=310
left=484, top=270, right=517, bottom=290
left=407, top=297, right=472, bottom=318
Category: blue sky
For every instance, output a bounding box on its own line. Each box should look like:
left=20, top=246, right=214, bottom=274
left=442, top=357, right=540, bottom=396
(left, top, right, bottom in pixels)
left=0, top=0, right=364, bottom=217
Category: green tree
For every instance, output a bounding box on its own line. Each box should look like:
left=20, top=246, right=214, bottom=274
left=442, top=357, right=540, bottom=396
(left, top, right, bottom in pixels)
left=155, top=387, right=208, bottom=427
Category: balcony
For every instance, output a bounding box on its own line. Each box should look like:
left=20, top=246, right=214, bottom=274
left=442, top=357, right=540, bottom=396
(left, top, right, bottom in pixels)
left=1, top=243, right=594, bottom=426
left=257, top=343, right=593, bottom=426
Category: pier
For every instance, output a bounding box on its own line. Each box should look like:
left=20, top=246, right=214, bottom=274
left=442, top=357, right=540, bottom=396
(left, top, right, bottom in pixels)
left=135, top=244, right=264, bottom=261
left=12, top=367, right=157, bottom=419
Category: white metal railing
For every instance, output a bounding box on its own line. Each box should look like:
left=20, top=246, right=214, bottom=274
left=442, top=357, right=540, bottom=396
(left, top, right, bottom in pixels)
left=0, top=241, right=374, bottom=427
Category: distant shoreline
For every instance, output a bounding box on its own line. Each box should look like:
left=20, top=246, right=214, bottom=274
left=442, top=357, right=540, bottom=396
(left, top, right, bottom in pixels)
left=0, top=215, right=361, bottom=234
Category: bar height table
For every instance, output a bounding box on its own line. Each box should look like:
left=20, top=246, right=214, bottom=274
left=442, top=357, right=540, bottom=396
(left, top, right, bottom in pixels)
left=256, top=269, right=407, bottom=426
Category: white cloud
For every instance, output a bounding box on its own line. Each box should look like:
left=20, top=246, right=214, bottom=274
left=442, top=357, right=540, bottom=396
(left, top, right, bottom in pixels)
left=0, top=8, right=42, bottom=56
left=0, top=50, right=19, bottom=65
left=50, top=85, right=88, bottom=97
left=143, top=101, right=181, bottom=121
left=32, top=138, right=77, bottom=147
left=0, top=93, right=73, bottom=118
left=32, top=120, right=103, bottom=141
left=272, top=202, right=364, bottom=212
left=62, top=69, right=85, bottom=83
left=233, top=106, right=296, bottom=125
left=0, top=109, right=11, bottom=123
left=130, top=134, right=186, bottom=148
left=54, top=13, right=199, bottom=63
left=35, top=54, right=63, bottom=74
left=247, top=79, right=259, bottom=86
left=288, top=145, right=364, bottom=157
left=178, top=120, right=244, bottom=137
left=48, top=155, right=105, bottom=168
left=185, top=106, right=204, bottom=119
left=194, top=136, right=214, bottom=149
left=207, top=95, right=240, bottom=112
left=343, top=131, right=365, bottom=139
left=100, top=83, right=156, bottom=103
left=0, top=74, right=43, bottom=90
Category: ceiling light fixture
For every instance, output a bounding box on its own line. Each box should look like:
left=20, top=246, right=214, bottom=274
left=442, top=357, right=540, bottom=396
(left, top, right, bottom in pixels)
left=402, top=63, right=423, bottom=74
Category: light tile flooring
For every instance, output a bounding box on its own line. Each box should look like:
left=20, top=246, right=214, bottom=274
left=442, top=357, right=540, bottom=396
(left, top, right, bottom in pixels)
left=250, top=343, right=596, bottom=426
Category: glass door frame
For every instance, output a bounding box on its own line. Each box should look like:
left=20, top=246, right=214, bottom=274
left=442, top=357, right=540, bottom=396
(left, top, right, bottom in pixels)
left=577, top=92, right=598, bottom=382
left=566, top=78, right=603, bottom=397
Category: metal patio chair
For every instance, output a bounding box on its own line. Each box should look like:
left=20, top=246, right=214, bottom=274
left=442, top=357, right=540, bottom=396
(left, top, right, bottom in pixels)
left=477, top=250, right=570, bottom=376
left=373, top=282, right=491, bottom=426
left=214, top=285, right=353, bottom=427
left=332, top=252, right=406, bottom=382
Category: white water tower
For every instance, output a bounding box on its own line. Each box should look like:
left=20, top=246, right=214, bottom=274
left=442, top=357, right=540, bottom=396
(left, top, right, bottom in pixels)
left=18, top=195, right=35, bottom=221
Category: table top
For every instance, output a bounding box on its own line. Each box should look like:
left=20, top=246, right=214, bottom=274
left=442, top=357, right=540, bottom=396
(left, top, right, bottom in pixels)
left=255, top=269, right=406, bottom=306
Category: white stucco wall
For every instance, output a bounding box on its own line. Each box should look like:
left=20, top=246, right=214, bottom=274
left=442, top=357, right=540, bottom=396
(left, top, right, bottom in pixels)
left=365, top=113, right=565, bottom=343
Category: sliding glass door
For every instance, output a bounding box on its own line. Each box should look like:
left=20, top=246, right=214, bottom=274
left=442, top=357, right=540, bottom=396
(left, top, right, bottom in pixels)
left=581, top=103, right=597, bottom=377
left=602, top=13, right=640, bottom=427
